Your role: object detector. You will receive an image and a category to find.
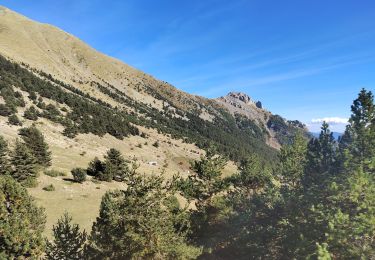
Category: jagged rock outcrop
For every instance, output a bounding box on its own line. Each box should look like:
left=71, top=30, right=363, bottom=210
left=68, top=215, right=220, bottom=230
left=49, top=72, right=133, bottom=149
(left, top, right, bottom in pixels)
left=221, top=92, right=262, bottom=107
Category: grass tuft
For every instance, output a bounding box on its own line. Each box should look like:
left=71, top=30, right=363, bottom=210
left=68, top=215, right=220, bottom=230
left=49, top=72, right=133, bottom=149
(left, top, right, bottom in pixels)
left=44, top=169, right=66, bottom=177
left=42, top=184, right=55, bottom=191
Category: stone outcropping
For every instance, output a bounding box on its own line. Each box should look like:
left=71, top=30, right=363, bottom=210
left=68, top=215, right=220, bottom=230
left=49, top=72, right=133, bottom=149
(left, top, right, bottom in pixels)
left=219, top=92, right=262, bottom=109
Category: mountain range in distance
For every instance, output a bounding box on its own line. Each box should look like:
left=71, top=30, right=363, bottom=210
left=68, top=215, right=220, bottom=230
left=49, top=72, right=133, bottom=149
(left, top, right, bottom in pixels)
left=310, top=131, right=343, bottom=140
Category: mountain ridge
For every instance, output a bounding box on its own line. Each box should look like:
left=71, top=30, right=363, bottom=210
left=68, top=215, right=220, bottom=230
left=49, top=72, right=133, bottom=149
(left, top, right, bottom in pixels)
left=0, top=5, right=306, bottom=156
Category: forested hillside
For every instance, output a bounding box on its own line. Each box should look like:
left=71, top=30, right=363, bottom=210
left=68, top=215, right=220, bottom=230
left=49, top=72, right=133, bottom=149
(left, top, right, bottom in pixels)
left=1, top=88, right=374, bottom=259
left=1, top=5, right=373, bottom=260
left=0, top=6, right=309, bottom=243
left=0, top=53, right=282, bottom=162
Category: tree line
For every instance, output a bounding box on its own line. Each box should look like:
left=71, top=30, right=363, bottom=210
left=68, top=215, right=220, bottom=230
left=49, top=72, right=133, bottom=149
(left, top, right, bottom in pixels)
left=0, top=54, right=282, bottom=163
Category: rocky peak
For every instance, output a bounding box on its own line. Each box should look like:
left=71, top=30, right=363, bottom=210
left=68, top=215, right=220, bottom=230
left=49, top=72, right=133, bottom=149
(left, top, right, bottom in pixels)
left=219, top=92, right=263, bottom=109
left=227, top=92, right=253, bottom=104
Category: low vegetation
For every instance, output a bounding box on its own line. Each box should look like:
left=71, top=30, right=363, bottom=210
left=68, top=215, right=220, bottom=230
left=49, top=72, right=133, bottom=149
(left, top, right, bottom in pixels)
left=43, top=184, right=55, bottom=191
left=44, top=169, right=66, bottom=177
left=71, top=168, right=87, bottom=183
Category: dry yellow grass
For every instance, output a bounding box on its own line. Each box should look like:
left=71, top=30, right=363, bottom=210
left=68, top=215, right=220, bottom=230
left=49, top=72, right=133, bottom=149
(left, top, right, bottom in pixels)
left=0, top=6, right=212, bottom=114
left=0, top=114, right=237, bottom=236
left=28, top=174, right=125, bottom=238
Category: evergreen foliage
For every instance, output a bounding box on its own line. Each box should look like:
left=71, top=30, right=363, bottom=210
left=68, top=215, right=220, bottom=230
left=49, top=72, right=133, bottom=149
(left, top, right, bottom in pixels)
left=87, top=157, right=106, bottom=179
left=103, top=148, right=129, bottom=181
left=7, top=114, right=22, bottom=126
left=0, top=49, right=374, bottom=260
left=200, top=88, right=375, bottom=259
left=174, top=148, right=231, bottom=254
left=231, top=153, right=273, bottom=195
left=71, top=168, right=87, bottom=183
left=178, top=148, right=227, bottom=205
left=19, top=125, right=52, bottom=167
left=24, top=105, right=39, bottom=120
left=305, top=121, right=337, bottom=185
left=10, top=140, right=38, bottom=185
left=0, top=53, right=284, bottom=163
left=86, top=149, right=130, bottom=182
left=278, top=132, right=307, bottom=188
left=267, top=114, right=306, bottom=145
left=88, top=173, right=201, bottom=259
left=0, top=103, right=12, bottom=116
left=342, top=88, right=375, bottom=172
left=0, top=175, right=46, bottom=258
left=46, top=212, right=87, bottom=260
left=0, top=55, right=139, bottom=142
left=0, top=135, right=10, bottom=175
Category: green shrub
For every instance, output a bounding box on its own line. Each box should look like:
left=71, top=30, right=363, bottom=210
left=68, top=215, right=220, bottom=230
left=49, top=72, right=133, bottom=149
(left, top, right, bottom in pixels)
left=24, top=106, right=39, bottom=121
left=22, top=177, right=38, bottom=188
left=0, top=104, right=12, bottom=116
left=8, top=114, right=22, bottom=126
left=44, top=169, right=66, bottom=177
left=91, top=179, right=101, bottom=184
left=71, top=168, right=87, bottom=183
left=43, top=184, right=55, bottom=191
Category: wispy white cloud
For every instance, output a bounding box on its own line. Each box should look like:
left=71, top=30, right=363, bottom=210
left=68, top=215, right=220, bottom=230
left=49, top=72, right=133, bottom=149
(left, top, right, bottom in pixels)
left=194, top=52, right=375, bottom=97
left=159, top=31, right=375, bottom=88
left=311, top=117, right=348, bottom=124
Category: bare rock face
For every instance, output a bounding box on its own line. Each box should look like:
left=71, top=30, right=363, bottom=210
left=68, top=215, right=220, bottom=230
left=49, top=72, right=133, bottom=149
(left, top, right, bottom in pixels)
left=228, top=92, right=253, bottom=104
left=219, top=92, right=263, bottom=109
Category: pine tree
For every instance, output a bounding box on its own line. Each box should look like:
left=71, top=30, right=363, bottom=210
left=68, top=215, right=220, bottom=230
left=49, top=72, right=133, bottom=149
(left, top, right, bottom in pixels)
left=189, top=147, right=227, bottom=204
left=103, top=148, right=129, bottom=181
left=10, top=140, right=38, bottom=185
left=306, top=137, right=321, bottom=173
left=18, top=125, right=52, bottom=167
left=46, top=212, right=87, bottom=260
left=0, top=135, right=10, bottom=175
left=0, top=175, right=46, bottom=258
left=71, top=168, right=87, bottom=183
left=279, top=132, right=307, bottom=188
left=317, top=122, right=336, bottom=170
left=306, top=122, right=337, bottom=179
left=87, top=157, right=105, bottom=178
left=88, top=174, right=201, bottom=259
left=232, top=153, right=272, bottom=195
left=343, top=88, right=375, bottom=171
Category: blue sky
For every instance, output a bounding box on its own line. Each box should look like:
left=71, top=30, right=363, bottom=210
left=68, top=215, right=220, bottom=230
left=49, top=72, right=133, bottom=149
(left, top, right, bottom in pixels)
left=2, top=0, right=375, bottom=132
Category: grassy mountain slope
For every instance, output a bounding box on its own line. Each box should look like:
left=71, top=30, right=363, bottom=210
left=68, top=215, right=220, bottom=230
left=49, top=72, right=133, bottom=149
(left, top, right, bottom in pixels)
left=0, top=6, right=306, bottom=234
left=0, top=6, right=305, bottom=158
